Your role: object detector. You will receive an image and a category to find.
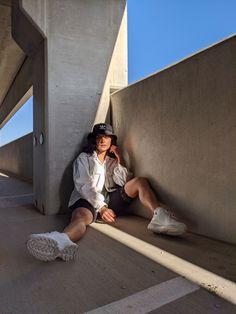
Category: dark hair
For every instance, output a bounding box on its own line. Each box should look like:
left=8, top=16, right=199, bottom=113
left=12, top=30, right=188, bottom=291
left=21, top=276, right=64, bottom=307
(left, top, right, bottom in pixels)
left=82, top=135, right=117, bottom=155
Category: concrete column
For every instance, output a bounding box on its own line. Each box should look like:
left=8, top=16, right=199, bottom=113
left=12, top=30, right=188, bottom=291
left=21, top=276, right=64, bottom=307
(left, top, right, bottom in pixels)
left=12, top=0, right=127, bottom=214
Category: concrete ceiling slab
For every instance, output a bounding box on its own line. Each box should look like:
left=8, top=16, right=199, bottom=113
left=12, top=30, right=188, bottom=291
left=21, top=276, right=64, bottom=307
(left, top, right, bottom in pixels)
left=0, top=1, right=25, bottom=107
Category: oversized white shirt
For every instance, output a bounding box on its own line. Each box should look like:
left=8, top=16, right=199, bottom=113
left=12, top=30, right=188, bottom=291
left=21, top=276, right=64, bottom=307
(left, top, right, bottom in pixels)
left=68, top=152, right=132, bottom=211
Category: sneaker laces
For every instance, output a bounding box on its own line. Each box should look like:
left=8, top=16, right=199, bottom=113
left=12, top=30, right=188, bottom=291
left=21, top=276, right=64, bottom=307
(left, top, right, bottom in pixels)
left=168, top=210, right=178, bottom=220
left=156, top=207, right=179, bottom=221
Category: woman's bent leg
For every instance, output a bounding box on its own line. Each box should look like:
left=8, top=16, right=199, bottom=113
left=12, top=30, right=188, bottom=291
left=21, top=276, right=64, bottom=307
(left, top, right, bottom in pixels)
left=124, top=177, right=186, bottom=236
left=124, top=177, right=160, bottom=213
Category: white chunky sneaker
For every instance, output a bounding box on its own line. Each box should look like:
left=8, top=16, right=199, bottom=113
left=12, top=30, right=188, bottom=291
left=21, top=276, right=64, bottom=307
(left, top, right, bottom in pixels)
left=147, top=207, right=187, bottom=236
left=27, top=231, right=79, bottom=262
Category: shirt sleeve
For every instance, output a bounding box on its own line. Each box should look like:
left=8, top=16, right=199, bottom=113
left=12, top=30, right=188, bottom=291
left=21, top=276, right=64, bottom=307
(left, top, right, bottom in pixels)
left=73, top=154, right=107, bottom=210
left=113, top=162, right=133, bottom=186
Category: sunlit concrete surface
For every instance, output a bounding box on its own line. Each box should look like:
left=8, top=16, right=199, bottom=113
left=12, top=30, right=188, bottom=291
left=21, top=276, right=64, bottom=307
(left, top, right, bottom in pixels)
left=0, top=133, right=33, bottom=182
left=0, top=173, right=235, bottom=313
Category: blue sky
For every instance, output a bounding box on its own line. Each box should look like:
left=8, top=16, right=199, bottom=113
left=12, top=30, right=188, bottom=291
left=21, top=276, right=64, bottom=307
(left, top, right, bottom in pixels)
left=128, top=0, right=236, bottom=82
left=0, top=96, right=33, bottom=147
left=0, top=0, right=235, bottom=146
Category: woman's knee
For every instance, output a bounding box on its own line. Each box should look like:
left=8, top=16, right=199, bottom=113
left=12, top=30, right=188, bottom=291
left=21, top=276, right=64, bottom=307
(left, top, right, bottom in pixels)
left=133, top=176, right=149, bottom=187
left=71, top=207, right=93, bottom=224
left=124, top=176, right=149, bottom=197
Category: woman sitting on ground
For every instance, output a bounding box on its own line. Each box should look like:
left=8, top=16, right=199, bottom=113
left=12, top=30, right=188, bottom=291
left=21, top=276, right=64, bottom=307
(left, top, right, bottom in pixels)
left=27, top=123, right=186, bottom=261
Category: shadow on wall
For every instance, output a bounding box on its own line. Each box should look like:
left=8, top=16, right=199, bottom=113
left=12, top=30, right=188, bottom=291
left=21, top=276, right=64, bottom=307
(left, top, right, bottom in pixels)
left=59, top=133, right=89, bottom=213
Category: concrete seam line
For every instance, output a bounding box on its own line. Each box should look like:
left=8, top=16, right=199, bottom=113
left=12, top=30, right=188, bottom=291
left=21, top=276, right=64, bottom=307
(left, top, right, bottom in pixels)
left=0, top=193, right=33, bottom=199
left=85, top=277, right=199, bottom=314
left=90, top=223, right=236, bottom=305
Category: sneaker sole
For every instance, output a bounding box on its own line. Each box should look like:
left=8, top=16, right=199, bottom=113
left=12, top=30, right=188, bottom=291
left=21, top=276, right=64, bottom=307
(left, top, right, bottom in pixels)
left=27, top=236, right=60, bottom=261
left=27, top=236, right=78, bottom=262
left=147, top=223, right=186, bottom=236
left=60, top=244, right=79, bottom=261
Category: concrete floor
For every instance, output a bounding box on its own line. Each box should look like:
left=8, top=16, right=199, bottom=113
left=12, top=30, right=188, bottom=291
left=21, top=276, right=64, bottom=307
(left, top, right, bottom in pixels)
left=0, top=173, right=235, bottom=314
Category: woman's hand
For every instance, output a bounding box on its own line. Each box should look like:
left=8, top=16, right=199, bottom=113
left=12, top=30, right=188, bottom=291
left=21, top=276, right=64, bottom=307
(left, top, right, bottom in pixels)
left=100, top=207, right=116, bottom=223
left=109, top=145, right=126, bottom=166
left=109, top=145, right=121, bottom=158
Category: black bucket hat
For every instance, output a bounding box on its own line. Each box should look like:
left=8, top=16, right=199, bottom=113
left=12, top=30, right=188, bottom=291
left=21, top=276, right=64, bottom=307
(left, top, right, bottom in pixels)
left=87, top=123, right=117, bottom=141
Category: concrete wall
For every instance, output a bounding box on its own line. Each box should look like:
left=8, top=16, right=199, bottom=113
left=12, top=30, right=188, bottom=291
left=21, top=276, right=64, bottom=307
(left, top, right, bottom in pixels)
left=0, top=132, right=33, bottom=182
left=111, top=35, right=236, bottom=244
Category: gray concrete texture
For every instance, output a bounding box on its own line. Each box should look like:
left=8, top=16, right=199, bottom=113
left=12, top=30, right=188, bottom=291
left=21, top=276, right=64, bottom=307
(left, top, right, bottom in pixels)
left=111, top=35, right=236, bottom=244
left=0, top=0, right=25, bottom=108
left=0, top=132, right=33, bottom=182
left=0, top=174, right=235, bottom=314
left=11, top=0, right=127, bottom=215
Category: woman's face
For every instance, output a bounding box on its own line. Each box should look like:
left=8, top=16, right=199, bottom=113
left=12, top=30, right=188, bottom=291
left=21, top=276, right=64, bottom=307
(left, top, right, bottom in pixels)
left=96, top=134, right=112, bottom=153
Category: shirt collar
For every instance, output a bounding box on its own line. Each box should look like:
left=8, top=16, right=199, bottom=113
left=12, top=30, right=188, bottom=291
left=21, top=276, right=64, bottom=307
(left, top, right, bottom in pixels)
left=92, top=151, right=107, bottom=165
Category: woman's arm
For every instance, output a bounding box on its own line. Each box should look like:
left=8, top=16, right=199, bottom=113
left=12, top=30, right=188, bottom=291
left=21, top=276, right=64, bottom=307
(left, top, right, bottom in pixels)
left=73, top=154, right=107, bottom=210
left=108, top=146, right=133, bottom=186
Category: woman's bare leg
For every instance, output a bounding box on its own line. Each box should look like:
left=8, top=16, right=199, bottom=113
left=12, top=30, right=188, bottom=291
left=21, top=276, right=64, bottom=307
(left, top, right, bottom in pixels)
left=63, top=207, right=93, bottom=242
left=124, top=177, right=161, bottom=213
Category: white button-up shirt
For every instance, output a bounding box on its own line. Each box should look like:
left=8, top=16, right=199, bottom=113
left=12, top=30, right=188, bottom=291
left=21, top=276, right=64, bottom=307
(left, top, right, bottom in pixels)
left=68, top=152, right=132, bottom=210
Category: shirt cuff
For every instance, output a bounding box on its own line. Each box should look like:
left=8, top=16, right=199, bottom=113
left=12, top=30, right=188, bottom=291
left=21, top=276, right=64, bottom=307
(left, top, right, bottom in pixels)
left=97, top=203, right=108, bottom=213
